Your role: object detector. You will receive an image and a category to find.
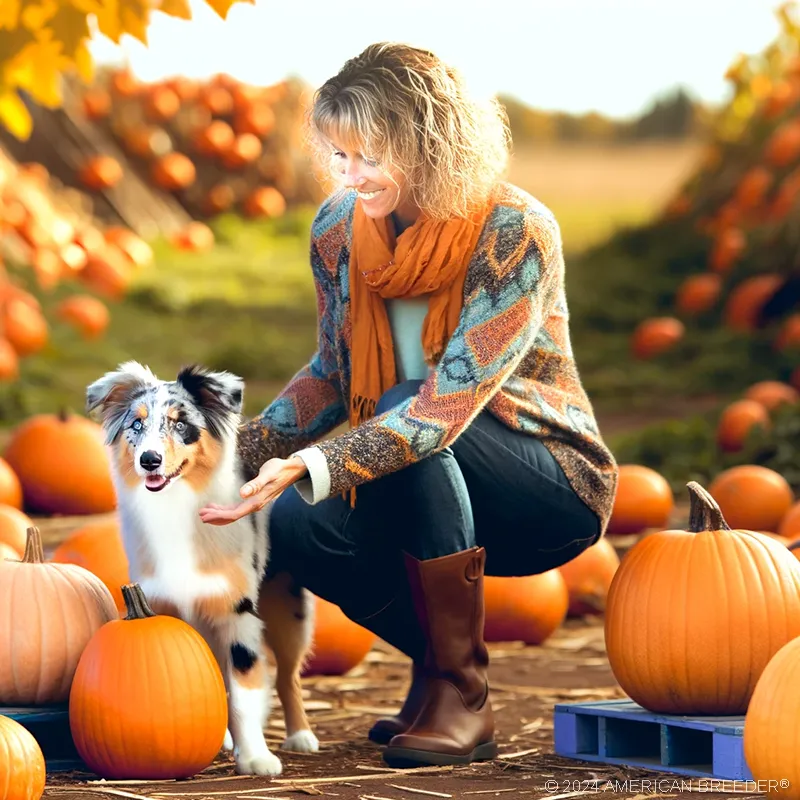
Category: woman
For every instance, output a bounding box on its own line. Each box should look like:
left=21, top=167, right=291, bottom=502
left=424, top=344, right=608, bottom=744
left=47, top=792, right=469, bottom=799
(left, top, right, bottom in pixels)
left=200, top=42, right=619, bottom=768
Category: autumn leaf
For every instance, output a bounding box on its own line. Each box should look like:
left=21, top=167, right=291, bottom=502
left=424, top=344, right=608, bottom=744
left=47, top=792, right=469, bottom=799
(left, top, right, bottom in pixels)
left=73, top=39, right=94, bottom=82
left=157, top=0, right=191, bottom=20
left=0, top=89, right=31, bottom=139
left=45, top=2, right=91, bottom=57
left=19, top=0, right=59, bottom=31
left=0, top=0, right=22, bottom=30
left=204, top=0, right=252, bottom=20
left=6, top=37, right=66, bottom=108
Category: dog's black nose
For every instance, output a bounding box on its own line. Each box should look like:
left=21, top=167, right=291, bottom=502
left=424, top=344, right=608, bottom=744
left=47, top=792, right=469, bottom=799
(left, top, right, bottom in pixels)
left=140, top=450, right=163, bottom=471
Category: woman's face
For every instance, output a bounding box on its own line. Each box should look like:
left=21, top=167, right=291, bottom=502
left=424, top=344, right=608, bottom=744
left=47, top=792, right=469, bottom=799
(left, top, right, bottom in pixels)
left=329, top=137, right=419, bottom=223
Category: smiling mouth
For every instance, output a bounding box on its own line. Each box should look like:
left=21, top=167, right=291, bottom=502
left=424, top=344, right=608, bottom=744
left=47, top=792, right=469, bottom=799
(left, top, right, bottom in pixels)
left=144, top=459, right=188, bottom=492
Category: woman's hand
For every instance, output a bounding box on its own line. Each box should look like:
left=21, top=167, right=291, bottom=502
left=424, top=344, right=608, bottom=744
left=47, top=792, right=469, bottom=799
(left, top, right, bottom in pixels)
left=198, top=456, right=308, bottom=525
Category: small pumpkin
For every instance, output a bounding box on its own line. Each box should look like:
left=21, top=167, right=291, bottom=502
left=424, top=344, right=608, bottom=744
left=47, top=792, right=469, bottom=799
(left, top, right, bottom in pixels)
left=708, top=465, right=793, bottom=531
left=56, top=296, right=110, bottom=341
left=674, top=273, right=721, bottom=316
left=744, top=636, right=800, bottom=796
left=0, top=526, right=118, bottom=704
left=3, top=410, right=117, bottom=515
left=52, top=519, right=130, bottom=613
left=779, top=501, right=800, bottom=539
left=724, top=274, right=784, bottom=332
left=69, top=583, right=228, bottom=779
left=0, top=457, right=22, bottom=509
left=558, top=538, right=620, bottom=616
left=716, top=399, right=771, bottom=453
left=0, top=505, right=34, bottom=555
left=607, top=464, right=674, bottom=535
left=744, top=380, right=800, bottom=411
left=483, top=570, right=568, bottom=644
left=0, top=715, right=46, bottom=800
left=630, top=317, right=684, bottom=359
left=303, top=595, right=375, bottom=676
left=605, top=482, right=800, bottom=714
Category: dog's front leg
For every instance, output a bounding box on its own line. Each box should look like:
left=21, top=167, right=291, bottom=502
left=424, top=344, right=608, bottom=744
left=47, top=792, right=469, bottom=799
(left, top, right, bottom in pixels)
left=222, top=612, right=282, bottom=776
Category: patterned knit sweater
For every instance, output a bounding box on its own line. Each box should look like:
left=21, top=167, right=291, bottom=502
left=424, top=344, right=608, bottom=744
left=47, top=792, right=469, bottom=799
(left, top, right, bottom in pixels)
left=238, top=182, right=619, bottom=533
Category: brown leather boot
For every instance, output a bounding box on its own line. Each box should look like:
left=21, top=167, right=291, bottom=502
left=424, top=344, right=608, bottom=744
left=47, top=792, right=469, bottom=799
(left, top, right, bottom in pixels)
left=368, top=662, right=428, bottom=744
left=383, top=547, right=497, bottom=767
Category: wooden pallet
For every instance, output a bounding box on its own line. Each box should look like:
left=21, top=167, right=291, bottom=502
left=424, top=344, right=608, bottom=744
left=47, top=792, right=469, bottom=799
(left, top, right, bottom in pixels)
left=1, top=705, right=85, bottom=772
left=554, top=699, right=753, bottom=780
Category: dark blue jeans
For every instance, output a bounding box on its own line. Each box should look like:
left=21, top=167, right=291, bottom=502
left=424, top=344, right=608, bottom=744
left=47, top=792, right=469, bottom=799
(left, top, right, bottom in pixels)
left=268, top=380, right=601, bottom=659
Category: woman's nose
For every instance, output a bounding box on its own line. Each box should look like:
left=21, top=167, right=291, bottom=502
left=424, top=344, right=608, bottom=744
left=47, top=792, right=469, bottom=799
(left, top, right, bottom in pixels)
left=344, top=161, right=365, bottom=186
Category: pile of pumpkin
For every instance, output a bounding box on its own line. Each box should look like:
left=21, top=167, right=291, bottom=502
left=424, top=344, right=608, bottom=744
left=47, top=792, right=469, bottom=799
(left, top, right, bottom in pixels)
left=71, top=68, right=308, bottom=223
left=604, top=478, right=800, bottom=792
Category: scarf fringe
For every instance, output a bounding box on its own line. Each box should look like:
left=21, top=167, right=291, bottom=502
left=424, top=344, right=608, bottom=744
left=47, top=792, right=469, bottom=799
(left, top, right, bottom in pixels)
left=350, top=393, right=377, bottom=428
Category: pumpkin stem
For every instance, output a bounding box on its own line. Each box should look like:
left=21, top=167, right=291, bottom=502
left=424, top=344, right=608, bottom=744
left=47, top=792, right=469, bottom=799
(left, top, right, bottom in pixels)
left=122, top=583, right=157, bottom=620
left=57, top=408, right=69, bottom=423
left=22, top=526, right=45, bottom=564
left=686, top=481, right=731, bottom=532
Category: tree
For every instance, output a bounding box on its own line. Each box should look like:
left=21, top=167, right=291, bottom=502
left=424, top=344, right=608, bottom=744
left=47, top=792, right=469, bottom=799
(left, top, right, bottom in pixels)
left=0, top=0, right=252, bottom=141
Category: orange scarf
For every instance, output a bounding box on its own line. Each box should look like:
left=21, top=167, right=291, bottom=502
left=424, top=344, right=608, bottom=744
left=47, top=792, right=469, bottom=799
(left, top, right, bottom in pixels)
left=348, top=198, right=489, bottom=432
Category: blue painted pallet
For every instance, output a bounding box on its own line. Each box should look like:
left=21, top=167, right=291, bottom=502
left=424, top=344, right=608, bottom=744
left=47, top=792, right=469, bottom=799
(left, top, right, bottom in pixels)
left=553, top=699, right=753, bottom=780
left=0, top=705, right=86, bottom=773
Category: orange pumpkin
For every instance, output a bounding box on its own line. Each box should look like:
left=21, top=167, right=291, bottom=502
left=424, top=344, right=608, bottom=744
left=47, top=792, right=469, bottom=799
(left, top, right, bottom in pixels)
left=735, top=166, right=773, bottom=210
left=0, top=526, right=117, bottom=704
left=69, top=583, right=228, bottom=779
left=303, top=596, right=375, bottom=676
left=483, top=570, right=568, bottom=644
left=607, top=464, right=674, bottom=535
left=744, top=380, right=800, bottom=411
left=78, top=156, right=123, bottom=192
left=708, top=465, right=794, bottom=532
left=52, top=520, right=130, bottom=613
left=605, top=482, right=800, bottom=714
left=82, top=88, right=111, bottom=120
left=151, top=153, right=196, bottom=191
left=0, top=506, right=34, bottom=556
left=0, top=715, right=46, bottom=800
left=675, top=273, right=721, bottom=316
left=79, top=246, right=132, bottom=300
left=103, top=227, right=153, bottom=269
left=0, top=339, right=19, bottom=381
left=0, top=542, right=20, bottom=561
left=724, top=274, right=783, bottom=332
left=202, top=184, right=236, bottom=215
left=171, top=221, right=214, bottom=252
left=558, top=538, right=620, bottom=615
left=779, top=501, right=800, bottom=540
left=4, top=299, right=48, bottom=357
left=193, top=120, right=235, bottom=158
left=56, top=295, right=110, bottom=340
left=630, top=317, right=684, bottom=359
left=765, top=117, right=800, bottom=167
left=709, top=227, right=745, bottom=273
left=234, top=102, right=275, bottom=137
left=243, top=187, right=286, bottom=219
left=744, top=636, right=800, bottom=795
left=221, top=133, right=262, bottom=169
left=144, top=86, right=180, bottom=122
left=3, top=410, right=117, bottom=515
left=0, top=458, right=22, bottom=510
left=775, top=312, right=800, bottom=351
left=717, top=399, right=771, bottom=453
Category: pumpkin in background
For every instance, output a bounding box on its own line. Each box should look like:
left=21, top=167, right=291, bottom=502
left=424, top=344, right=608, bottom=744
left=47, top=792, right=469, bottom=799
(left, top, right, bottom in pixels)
left=52, top=520, right=130, bottom=614
left=0, top=715, right=46, bottom=800
left=717, top=399, right=771, bottom=452
left=303, top=596, right=375, bottom=676
left=55, top=296, right=110, bottom=341
left=724, top=274, right=784, bottom=332
left=744, top=636, right=800, bottom=797
left=630, top=317, right=684, bottom=359
left=605, top=482, right=800, bottom=714
left=69, top=583, right=227, bottom=779
left=708, top=465, right=793, bottom=531
left=674, top=273, right=721, bottom=316
left=483, top=570, right=568, bottom=644
left=744, top=380, right=800, bottom=411
left=607, top=464, right=674, bottom=535
left=559, top=538, right=620, bottom=616
left=0, top=458, right=22, bottom=509
left=0, top=505, right=34, bottom=556
left=0, top=542, right=20, bottom=561
left=3, top=411, right=116, bottom=515
left=780, top=502, right=800, bottom=539
left=0, top=527, right=117, bottom=704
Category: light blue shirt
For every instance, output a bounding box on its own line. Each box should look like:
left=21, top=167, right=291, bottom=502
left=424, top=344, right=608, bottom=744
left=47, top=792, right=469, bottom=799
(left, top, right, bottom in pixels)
left=385, top=297, right=430, bottom=381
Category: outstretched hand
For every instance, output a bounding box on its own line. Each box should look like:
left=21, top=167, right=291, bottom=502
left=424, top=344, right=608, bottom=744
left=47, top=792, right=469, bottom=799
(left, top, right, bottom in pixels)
left=198, top=456, right=308, bottom=525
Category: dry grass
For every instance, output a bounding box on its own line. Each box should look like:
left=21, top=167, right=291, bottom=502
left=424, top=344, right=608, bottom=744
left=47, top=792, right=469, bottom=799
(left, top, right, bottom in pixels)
left=506, top=140, right=705, bottom=252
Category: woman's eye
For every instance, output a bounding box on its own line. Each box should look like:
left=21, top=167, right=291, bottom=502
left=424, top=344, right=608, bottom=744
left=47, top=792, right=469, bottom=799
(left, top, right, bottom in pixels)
left=176, top=421, right=186, bottom=432
left=363, top=157, right=378, bottom=167
left=132, top=419, right=143, bottom=432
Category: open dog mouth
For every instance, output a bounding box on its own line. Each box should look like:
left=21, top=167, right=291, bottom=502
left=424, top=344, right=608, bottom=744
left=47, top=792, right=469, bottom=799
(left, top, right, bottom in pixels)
left=144, top=459, right=188, bottom=492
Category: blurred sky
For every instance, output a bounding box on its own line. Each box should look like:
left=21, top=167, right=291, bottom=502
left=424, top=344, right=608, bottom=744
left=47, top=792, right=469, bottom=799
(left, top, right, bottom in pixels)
left=88, top=0, right=786, bottom=118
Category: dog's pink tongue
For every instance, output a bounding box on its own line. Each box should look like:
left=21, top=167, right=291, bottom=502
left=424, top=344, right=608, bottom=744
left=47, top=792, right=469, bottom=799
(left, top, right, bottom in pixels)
left=145, top=474, right=167, bottom=491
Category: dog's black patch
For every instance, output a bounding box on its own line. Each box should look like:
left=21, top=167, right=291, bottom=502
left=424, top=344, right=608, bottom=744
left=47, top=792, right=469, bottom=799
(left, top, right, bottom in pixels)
left=180, top=420, right=202, bottom=445
left=230, top=643, right=258, bottom=672
left=176, top=364, right=243, bottom=440
left=235, top=597, right=255, bottom=615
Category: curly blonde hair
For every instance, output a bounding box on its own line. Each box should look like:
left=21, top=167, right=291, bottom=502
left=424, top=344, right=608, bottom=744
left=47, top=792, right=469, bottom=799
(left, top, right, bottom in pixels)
left=304, top=42, right=512, bottom=220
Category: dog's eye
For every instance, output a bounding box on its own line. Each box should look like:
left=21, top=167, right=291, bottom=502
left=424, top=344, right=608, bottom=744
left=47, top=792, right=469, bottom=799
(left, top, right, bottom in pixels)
left=132, top=419, right=144, bottom=432
left=175, top=421, right=186, bottom=432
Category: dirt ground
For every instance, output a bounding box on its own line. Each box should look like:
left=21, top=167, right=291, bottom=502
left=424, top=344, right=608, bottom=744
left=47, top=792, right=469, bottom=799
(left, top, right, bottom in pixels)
left=41, top=611, right=763, bottom=800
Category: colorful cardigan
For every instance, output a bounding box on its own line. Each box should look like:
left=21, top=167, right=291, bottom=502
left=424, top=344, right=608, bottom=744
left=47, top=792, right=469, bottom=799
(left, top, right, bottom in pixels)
left=238, top=182, right=619, bottom=533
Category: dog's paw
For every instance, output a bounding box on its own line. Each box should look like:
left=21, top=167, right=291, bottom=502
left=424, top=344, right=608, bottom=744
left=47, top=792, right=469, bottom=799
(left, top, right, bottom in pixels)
left=282, top=729, right=319, bottom=753
left=235, top=749, right=283, bottom=776
left=222, top=729, right=234, bottom=752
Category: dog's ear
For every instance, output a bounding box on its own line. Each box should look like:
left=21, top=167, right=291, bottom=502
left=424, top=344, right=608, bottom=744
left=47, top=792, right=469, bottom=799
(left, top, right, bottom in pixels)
left=176, top=364, right=244, bottom=438
left=86, top=361, right=159, bottom=443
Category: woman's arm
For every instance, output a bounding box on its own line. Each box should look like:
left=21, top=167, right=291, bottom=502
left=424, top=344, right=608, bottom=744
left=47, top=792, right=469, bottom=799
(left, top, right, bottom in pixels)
left=300, top=206, right=561, bottom=501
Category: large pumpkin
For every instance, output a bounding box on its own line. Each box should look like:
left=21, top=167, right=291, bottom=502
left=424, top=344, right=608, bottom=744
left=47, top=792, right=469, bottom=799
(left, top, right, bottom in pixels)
left=52, top=520, right=130, bottom=614
left=3, top=410, right=116, bottom=514
left=0, top=527, right=118, bottom=704
left=69, top=583, right=228, bottom=779
left=303, top=596, right=375, bottom=676
left=744, top=636, right=800, bottom=797
left=0, top=715, right=46, bottom=800
left=605, top=482, right=800, bottom=714
left=559, top=538, right=620, bottom=615
left=483, top=571, right=568, bottom=644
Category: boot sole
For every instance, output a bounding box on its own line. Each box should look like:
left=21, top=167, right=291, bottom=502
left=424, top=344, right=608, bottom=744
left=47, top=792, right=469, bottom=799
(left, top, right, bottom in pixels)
left=383, top=741, right=498, bottom=767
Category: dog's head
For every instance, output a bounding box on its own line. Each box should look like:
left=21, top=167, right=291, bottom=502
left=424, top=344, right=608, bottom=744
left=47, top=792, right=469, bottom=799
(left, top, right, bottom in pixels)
left=86, top=361, right=244, bottom=493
